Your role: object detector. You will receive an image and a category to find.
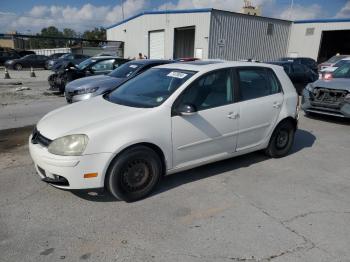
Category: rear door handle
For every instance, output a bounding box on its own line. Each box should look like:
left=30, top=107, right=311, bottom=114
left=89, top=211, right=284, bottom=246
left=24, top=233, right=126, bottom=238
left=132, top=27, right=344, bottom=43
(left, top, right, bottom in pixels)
left=227, top=112, right=240, bottom=119
left=273, top=102, right=282, bottom=109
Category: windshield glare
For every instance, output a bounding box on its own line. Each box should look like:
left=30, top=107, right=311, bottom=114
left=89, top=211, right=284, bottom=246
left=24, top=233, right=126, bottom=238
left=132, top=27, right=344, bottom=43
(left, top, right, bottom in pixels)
left=105, top=68, right=196, bottom=108
left=327, top=55, right=348, bottom=63
left=108, top=63, right=140, bottom=78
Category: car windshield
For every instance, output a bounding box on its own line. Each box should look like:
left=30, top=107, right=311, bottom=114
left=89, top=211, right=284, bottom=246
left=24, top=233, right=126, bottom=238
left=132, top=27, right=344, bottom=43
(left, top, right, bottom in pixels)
left=334, top=60, right=350, bottom=68
left=108, top=62, right=141, bottom=78
left=77, top=58, right=96, bottom=70
left=333, top=64, right=350, bottom=78
left=105, top=68, right=196, bottom=108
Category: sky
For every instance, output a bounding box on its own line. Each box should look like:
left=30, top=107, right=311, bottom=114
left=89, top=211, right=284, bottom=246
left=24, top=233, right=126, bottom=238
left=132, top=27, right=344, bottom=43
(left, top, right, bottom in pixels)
left=0, top=0, right=350, bottom=33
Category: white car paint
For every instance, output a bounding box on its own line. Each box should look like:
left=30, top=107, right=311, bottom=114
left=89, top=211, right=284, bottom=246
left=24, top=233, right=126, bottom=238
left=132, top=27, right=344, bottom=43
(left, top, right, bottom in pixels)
left=29, top=61, right=298, bottom=190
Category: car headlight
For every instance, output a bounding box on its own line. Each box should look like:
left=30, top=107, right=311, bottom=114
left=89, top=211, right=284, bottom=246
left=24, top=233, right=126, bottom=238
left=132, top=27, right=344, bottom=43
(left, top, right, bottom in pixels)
left=73, top=87, right=99, bottom=95
left=305, top=84, right=314, bottom=92
left=48, top=134, right=88, bottom=156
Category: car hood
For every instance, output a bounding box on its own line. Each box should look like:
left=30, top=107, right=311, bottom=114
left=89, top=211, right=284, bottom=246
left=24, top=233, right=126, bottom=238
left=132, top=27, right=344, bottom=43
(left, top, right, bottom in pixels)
left=311, top=79, right=350, bottom=91
left=37, top=96, right=142, bottom=140
left=65, top=75, right=125, bottom=93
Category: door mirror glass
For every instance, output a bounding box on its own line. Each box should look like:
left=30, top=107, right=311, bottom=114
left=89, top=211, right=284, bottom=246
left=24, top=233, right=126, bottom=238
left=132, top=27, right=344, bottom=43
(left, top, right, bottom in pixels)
left=177, top=103, right=197, bottom=116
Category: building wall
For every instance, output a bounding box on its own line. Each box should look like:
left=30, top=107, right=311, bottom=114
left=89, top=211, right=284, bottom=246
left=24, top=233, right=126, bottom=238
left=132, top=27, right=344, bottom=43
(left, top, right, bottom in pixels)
left=208, top=10, right=291, bottom=61
left=107, top=12, right=211, bottom=59
left=288, top=21, right=350, bottom=60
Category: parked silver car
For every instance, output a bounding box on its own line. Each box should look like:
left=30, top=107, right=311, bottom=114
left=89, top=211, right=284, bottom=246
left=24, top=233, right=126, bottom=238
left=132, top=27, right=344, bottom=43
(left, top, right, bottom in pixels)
left=65, top=59, right=172, bottom=103
left=302, top=63, right=350, bottom=118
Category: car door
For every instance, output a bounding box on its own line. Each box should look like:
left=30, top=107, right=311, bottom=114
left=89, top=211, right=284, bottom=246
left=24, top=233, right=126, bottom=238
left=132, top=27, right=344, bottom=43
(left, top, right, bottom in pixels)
left=171, top=68, right=239, bottom=168
left=90, top=59, right=115, bottom=75
left=235, top=67, right=283, bottom=151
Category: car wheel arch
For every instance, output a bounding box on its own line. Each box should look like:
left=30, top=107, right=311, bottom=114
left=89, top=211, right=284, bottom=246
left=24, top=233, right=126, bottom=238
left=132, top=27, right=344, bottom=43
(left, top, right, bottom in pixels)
left=103, top=142, right=167, bottom=187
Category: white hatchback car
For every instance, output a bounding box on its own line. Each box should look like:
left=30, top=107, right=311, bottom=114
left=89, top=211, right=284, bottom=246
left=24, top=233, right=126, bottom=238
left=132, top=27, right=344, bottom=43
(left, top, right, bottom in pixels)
left=29, top=61, right=299, bottom=201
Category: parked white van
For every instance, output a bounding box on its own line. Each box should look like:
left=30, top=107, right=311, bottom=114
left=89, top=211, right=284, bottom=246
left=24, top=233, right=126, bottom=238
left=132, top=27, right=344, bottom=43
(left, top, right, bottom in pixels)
left=29, top=61, right=299, bottom=201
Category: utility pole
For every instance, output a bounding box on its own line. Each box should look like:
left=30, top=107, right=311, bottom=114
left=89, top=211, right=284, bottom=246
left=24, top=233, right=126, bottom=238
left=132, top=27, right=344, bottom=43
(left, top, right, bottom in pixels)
left=290, top=0, right=294, bottom=20
left=121, top=0, right=125, bottom=20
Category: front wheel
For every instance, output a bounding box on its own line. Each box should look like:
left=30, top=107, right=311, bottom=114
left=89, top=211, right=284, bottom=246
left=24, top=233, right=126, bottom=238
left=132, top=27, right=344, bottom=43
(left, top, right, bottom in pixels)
left=265, top=120, right=295, bottom=158
left=14, top=63, right=23, bottom=70
left=106, top=146, right=162, bottom=202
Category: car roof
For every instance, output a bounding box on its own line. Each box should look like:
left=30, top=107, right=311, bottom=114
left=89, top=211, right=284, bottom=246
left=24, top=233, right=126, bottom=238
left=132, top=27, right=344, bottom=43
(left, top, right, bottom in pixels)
left=156, top=60, right=282, bottom=73
left=90, top=56, right=121, bottom=59
left=127, top=59, right=172, bottom=65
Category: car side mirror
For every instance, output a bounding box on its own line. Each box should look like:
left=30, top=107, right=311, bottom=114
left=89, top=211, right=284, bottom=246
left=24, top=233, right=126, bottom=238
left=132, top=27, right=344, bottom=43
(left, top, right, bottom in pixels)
left=177, top=103, right=197, bottom=116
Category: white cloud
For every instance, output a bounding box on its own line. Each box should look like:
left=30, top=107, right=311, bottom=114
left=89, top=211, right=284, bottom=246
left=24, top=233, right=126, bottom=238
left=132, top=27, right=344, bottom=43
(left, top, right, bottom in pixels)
left=335, top=1, right=350, bottom=18
left=277, top=4, right=322, bottom=20
left=0, top=0, right=146, bottom=33
left=158, top=0, right=273, bottom=13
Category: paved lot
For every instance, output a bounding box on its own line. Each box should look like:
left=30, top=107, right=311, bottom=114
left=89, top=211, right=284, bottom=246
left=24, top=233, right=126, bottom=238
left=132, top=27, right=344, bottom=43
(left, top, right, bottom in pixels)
left=0, top=70, right=350, bottom=262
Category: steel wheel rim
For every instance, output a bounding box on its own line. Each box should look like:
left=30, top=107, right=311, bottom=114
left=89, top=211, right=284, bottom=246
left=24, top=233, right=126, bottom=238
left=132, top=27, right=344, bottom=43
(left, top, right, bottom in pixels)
left=121, top=159, right=152, bottom=192
left=276, top=129, right=289, bottom=149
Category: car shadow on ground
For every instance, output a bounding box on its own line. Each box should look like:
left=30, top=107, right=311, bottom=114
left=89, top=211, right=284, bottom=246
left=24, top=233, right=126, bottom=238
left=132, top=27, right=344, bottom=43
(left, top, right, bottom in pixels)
left=72, top=129, right=316, bottom=202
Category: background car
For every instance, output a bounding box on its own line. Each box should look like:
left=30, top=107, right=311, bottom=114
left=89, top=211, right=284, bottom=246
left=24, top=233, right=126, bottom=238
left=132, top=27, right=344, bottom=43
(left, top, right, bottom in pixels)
left=319, top=57, right=350, bottom=79
left=268, top=61, right=318, bottom=94
left=44, top=53, right=68, bottom=69
left=48, top=53, right=91, bottom=71
left=302, top=63, right=350, bottom=118
left=50, top=56, right=130, bottom=93
left=4, top=54, right=49, bottom=70
left=318, top=54, right=350, bottom=71
left=65, top=59, right=172, bottom=103
left=0, top=50, right=20, bottom=66
left=279, top=57, right=318, bottom=73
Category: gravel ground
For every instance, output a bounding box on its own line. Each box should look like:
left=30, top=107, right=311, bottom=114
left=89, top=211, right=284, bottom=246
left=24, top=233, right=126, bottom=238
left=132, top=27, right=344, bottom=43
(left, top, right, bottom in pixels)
left=0, top=68, right=66, bottom=129
left=0, top=69, right=350, bottom=261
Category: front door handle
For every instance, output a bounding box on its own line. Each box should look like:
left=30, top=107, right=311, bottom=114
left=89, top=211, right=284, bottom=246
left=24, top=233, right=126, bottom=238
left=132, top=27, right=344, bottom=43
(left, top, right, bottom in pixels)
left=227, top=112, right=240, bottom=119
left=273, top=102, right=282, bottom=109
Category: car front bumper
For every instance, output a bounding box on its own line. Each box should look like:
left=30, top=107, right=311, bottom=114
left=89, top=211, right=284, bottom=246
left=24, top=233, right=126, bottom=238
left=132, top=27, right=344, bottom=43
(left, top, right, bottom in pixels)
left=29, top=136, right=113, bottom=190
left=301, top=89, right=350, bottom=118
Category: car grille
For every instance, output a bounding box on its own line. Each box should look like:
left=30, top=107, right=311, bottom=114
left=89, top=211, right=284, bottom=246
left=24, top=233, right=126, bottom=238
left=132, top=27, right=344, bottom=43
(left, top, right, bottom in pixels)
left=311, top=88, right=348, bottom=108
left=31, top=127, right=52, bottom=147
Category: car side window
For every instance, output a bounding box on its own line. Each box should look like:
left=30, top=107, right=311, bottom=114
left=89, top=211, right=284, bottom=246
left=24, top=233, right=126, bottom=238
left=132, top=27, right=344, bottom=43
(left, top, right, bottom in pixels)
left=238, top=68, right=281, bottom=101
left=91, top=59, right=115, bottom=72
left=176, top=68, right=234, bottom=111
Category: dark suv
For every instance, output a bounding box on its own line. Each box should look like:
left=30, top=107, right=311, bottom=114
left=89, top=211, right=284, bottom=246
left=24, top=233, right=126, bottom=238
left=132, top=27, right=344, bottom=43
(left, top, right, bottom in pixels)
left=279, top=57, right=318, bottom=73
left=268, top=61, right=318, bottom=94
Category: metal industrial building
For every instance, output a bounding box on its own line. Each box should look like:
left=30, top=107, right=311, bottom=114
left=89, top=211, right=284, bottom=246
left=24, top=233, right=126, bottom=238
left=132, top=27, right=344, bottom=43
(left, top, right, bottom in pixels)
left=288, top=18, right=350, bottom=62
left=106, top=8, right=292, bottom=61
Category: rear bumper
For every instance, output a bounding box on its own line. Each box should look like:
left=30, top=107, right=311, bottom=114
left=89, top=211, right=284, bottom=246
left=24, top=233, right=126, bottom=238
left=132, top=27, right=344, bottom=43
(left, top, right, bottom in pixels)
left=301, top=89, right=350, bottom=118
left=29, top=136, right=113, bottom=190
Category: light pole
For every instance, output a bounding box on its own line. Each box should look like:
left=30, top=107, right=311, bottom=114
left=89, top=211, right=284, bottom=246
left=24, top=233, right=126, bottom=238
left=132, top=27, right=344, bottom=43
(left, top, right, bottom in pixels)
left=121, top=0, right=125, bottom=20
left=290, top=0, right=294, bottom=20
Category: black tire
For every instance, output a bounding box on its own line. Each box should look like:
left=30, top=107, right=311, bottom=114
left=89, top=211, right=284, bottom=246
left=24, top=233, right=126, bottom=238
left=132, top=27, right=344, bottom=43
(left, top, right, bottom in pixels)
left=14, top=63, right=23, bottom=70
left=265, top=120, right=295, bottom=158
left=106, top=146, right=162, bottom=202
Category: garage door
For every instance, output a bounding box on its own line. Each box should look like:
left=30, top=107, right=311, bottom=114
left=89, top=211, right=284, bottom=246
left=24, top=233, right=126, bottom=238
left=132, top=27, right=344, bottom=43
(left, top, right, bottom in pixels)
left=149, top=30, right=165, bottom=59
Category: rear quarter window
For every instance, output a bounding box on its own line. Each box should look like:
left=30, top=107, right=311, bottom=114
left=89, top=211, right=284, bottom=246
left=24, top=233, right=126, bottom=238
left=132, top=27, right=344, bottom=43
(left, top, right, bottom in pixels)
left=237, top=67, right=281, bottom=101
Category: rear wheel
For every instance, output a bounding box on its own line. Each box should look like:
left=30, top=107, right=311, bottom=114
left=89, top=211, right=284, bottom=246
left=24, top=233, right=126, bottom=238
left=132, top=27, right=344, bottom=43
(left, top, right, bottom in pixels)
left=14, top=63, right=23, bottom=70
left=106, top=146, right=162, bottom=202
left=265, top=120, right=295, bottom=158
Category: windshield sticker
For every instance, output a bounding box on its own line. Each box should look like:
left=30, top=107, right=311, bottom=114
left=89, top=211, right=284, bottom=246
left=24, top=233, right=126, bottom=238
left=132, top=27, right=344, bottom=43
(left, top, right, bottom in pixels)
left=167, top=71, right=188, bottom=79
left=129, top=65, right=138, bottom=68
left=156, top=97, right=164, bottom=103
